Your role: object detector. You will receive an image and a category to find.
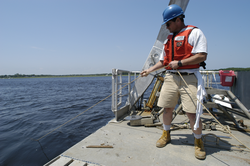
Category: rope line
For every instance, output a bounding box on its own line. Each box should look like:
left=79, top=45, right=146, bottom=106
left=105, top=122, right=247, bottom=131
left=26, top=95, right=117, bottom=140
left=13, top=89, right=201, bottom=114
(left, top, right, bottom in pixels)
left=33, top=71, right=145, bottom=141
left=38, top=140, right=50, bottom=161
left=176, top=70, right=250, bottom=151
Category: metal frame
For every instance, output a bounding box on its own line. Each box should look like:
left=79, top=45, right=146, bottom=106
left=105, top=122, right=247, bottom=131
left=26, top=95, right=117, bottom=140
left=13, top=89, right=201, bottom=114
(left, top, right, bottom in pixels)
left=200, top=70, right=220, bottom=88
left=112, top=69, right=140, bottom=121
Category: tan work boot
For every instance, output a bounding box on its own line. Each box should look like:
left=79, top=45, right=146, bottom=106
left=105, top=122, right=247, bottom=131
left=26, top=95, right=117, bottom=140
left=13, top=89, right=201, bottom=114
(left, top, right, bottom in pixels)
left=194, top=138, right=206, bottom=160
left=156, top=130, right=171, bottom=148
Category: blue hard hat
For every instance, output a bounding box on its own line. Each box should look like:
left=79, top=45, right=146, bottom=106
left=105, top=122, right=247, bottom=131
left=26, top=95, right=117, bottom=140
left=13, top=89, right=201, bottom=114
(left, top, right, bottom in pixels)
left=162, top=4, right=184, bottom=25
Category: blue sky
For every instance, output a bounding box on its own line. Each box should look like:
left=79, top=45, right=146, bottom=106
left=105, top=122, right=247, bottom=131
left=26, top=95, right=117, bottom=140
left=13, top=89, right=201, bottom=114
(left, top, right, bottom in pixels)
left=1, top=0, right=250, bottom=75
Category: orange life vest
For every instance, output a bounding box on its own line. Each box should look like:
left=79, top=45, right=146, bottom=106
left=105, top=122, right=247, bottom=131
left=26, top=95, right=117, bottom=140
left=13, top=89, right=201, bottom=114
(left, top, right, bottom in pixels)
left=163, top=25, right=200, bottom=70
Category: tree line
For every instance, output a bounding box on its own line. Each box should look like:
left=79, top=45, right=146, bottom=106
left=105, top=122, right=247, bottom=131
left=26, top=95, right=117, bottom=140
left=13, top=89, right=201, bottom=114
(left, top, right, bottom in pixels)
left=0, top=73, right=112, bottom=79
left=218, top=67, right=250, bottom=71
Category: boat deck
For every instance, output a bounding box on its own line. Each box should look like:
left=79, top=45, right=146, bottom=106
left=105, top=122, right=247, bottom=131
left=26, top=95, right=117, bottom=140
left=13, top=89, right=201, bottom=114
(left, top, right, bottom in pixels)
left=44, top=112, right=250, bottom=166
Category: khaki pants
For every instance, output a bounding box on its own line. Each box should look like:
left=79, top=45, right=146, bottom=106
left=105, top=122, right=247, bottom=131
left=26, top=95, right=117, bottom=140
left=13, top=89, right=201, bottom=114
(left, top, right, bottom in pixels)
left=157, top=73, right=197, bottom=113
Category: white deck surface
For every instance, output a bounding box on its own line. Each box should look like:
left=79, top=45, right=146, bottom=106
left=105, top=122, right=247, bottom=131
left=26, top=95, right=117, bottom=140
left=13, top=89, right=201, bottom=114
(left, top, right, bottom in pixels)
left=45, top=114, right=250, bottom=166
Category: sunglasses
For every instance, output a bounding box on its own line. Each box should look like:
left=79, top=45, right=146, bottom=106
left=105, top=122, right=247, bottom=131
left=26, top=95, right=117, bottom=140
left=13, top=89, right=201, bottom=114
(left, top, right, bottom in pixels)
left=166, top=22, right=172, bottom=27
left=166, top=17, right=177, bottom=27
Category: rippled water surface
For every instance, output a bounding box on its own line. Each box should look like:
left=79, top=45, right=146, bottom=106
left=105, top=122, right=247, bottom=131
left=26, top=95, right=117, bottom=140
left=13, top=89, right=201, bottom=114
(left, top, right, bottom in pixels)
left=0, top=77, right=115, bottom=166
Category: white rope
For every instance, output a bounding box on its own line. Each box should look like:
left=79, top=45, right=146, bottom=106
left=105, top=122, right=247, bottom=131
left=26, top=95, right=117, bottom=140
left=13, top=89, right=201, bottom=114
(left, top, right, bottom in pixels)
left=176, top=70, right=250, bottom=151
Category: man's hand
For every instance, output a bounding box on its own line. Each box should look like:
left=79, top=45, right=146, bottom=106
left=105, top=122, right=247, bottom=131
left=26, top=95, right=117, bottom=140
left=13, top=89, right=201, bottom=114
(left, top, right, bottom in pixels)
left=169, top=60, right=179, bottom=69
left=140, top=70, right=149, bottom=77
left=140, top=61, right=165, bottom=77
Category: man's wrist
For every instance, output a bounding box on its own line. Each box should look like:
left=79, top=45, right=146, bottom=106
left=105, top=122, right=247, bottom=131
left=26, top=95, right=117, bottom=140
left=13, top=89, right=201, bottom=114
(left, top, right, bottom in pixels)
left=178, top=60, right=183, bottom=67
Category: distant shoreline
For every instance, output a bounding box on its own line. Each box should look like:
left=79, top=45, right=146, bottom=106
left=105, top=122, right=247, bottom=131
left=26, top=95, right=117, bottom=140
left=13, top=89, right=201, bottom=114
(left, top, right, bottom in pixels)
left=1, top=67, right=249, bottom=79
left=0, top=74, right=112, bottom=79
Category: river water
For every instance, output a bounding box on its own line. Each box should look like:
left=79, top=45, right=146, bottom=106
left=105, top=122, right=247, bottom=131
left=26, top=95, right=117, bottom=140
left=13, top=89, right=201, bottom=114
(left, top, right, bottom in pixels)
left=0, top=76, right=116, bottom=166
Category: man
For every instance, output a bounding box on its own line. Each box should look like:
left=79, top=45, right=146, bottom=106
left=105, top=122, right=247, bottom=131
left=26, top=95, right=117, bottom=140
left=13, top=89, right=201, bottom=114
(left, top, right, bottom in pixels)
left=141, top=4, right=207, bottom=160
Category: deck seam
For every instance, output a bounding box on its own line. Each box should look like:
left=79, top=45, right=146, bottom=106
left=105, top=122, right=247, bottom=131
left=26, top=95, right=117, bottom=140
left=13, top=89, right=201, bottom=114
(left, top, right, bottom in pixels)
left=60, top=154, right=104, bottom=166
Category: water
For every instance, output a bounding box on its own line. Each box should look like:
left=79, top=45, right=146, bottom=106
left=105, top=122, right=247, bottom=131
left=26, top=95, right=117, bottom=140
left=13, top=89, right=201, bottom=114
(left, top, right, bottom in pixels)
left=0, top=77, right=115, bottom=166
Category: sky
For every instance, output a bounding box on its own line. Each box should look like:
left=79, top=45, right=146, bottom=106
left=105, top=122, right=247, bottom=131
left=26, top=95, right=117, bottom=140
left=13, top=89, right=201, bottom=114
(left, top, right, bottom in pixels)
left=1, top=0, right=250, bottom=75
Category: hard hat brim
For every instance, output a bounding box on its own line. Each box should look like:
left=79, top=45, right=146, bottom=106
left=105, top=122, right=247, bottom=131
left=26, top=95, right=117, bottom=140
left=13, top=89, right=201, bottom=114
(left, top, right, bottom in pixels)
left=162, top=12, right=183, bottom=25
